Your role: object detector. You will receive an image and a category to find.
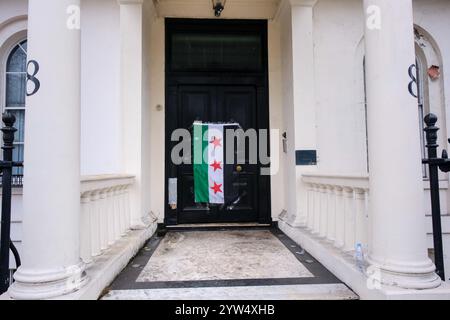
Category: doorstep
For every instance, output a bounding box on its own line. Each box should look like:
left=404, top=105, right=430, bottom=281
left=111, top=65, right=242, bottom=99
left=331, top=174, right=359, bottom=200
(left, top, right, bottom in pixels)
left=102, top=227, right=358, bottom=300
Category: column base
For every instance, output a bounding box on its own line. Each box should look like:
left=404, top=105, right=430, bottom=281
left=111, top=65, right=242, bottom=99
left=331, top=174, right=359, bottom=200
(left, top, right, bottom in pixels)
left=8, top=262, right=88, bottom=300
left=278, top=210, right=307, bottom=228
left=367, top=256, right=441, bottom=290
left=131, top=212, right=154, bottom=230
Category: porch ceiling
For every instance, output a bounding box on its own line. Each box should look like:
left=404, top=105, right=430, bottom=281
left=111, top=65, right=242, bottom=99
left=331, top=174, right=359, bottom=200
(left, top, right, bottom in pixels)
left=152, top=0, right=282, bottom=20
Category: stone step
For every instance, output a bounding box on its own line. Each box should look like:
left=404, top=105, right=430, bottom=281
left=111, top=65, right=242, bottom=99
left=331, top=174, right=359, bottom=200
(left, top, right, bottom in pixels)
left=102, top=283, right=358, bottom=300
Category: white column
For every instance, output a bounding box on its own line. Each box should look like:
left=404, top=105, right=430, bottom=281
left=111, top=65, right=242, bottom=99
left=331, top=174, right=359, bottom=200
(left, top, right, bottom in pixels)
left=364, top=0, right=440, bottom=289
left=118, top=0, right=150, bottom=229
left=279, top=0, right=318, bottom=227
left=9, top=0, right=87, bottom=299
left=293, top=0, right=318, bottom=227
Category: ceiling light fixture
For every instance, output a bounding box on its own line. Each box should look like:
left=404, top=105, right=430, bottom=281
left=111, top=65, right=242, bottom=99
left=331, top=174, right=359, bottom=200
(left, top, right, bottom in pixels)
left=212, top=0, right=226, bottom=17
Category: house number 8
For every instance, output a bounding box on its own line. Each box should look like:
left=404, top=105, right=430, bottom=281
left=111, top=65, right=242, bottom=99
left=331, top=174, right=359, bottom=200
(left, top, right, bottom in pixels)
left=26, top=60, right=41, bottom=97
left=408, top=64, right=418, bottom=99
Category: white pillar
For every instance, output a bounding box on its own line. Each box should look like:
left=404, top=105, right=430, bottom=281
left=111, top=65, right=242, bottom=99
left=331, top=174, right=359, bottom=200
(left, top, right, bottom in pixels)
left=118, top=0, right=150, bottom=229
left=292, top=1, right=319, bottom=226
left=364, top=0, right=440, bottom=289
left=9, top=0, right=87, bottom=299
left=279, top=0, right=318, bottom=227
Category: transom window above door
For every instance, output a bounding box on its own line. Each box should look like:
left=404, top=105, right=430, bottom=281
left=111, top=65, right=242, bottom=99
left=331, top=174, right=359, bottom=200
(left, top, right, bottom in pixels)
left=171, top=33, right=263, bottom=72
left=166, top=19, right=267, bottom=73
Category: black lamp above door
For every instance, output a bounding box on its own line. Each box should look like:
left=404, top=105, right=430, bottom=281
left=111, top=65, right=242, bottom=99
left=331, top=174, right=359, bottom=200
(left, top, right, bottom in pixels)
left=212, top=0, right=226, bottom=17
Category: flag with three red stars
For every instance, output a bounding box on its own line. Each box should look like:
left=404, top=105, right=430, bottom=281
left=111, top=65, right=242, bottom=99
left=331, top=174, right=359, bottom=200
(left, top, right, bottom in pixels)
left=193, top=123, right=225, bottom=204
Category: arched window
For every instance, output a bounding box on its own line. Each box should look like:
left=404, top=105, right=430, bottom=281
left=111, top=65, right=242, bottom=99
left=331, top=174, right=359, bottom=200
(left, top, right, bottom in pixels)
left=4, top=40, right=27, bottom=178
left=414, top=26, right=446, bottom=179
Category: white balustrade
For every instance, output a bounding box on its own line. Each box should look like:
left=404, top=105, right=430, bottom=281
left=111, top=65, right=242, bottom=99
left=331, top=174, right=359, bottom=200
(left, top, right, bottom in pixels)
left=302, top=174, right=369, bottom=255
left=319, top=185, right=328, bottom=238
left=326, top=186, right=336, bottom=242
left=80, top=175, right=135, bottom=263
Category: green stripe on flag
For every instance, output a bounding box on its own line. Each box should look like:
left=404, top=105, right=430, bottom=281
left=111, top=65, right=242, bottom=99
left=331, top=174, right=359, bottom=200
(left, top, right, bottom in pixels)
left=194, top=124, right=209, bottom=203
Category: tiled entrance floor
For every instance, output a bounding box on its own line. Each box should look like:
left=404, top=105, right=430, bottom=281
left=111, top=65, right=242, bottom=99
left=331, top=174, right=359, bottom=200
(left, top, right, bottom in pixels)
left=102, top=228, right=357, bottom=300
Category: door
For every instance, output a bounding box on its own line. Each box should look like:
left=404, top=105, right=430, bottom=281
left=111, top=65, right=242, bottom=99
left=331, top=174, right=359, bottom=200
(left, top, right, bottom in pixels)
left=164, top=19, right=271, bottom=225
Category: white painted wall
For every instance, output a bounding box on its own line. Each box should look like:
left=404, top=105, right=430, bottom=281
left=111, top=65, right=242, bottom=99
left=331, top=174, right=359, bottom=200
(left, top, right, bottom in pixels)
left=277, top=3, right=297, bottom=222
left=268, top=19, right=285, bottom=220
left=0, top=0, right=27, bottom=24
left=146, top=15, right=165, bottom=222
left=142, top=0, right=159, bottom=221
left=80, top=0, right=122, bottom=175
left=313, top=0, right=367, bottom=174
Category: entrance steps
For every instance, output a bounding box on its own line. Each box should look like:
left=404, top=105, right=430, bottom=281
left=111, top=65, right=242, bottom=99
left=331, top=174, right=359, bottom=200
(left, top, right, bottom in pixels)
left=102, top=283, right=357, bottom=300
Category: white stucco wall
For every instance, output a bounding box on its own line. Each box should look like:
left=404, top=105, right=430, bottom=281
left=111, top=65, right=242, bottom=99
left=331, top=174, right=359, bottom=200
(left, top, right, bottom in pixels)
left=146, top=15, right=165, bottom=222
left=278, top=4, right=294, bottom=221
left=142, top=0, right=159, bottom=221
left=0, top=0, right=27, bottom=24
left=268, top=19, right=285, bottom=220
left=80, top=0, right=122, bottom=175
left=313, top=0, right=368, bottom=174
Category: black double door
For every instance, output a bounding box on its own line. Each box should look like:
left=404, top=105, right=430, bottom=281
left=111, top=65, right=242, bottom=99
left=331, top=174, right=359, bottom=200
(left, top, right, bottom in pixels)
left=164, top=19, right=271, bottom=225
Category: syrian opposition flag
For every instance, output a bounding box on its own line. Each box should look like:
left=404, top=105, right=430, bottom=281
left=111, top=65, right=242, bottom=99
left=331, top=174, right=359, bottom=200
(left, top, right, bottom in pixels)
left=193, top=123, right=226, bottom=204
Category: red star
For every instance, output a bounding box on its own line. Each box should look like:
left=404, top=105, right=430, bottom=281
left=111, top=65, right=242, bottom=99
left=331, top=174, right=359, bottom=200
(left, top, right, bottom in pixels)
left=211, top=182, right=223, bottom=194
left=210, top=136, right=222, bottom=148
left=210, top=160, right=222, bottom=172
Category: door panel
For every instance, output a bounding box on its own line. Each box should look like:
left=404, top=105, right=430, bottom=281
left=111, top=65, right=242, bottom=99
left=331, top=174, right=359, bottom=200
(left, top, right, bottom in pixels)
left=178, top=86, right=216, bottom=220
left=218, top=87, right=256, bottom=130
left=218, top=87, right=258, bottom=222
left=179, top=86, right=215, bottom=128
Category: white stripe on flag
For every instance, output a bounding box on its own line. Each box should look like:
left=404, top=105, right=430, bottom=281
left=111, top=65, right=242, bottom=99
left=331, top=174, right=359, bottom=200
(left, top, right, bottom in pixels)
left=208, top=124, right=224, bottom=204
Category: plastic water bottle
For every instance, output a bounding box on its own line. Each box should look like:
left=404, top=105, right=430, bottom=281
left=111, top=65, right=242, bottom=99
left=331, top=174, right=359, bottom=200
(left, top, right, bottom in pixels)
left=355, top=243, right=364, bottom=271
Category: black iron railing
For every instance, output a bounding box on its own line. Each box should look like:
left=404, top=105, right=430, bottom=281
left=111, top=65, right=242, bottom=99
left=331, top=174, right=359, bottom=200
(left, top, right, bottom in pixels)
left=0, top=113, right=23, bottom=294
left=422, top=113, right=448, bottom=281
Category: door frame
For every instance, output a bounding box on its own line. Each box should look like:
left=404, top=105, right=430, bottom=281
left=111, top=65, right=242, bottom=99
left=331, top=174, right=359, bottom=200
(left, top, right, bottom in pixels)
left=164, top=18, right=271, bottom=225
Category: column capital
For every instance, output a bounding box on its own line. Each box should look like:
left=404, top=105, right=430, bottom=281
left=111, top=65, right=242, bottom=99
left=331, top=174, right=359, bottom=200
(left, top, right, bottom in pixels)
left=288, top=0, right=318, bottom=7
left=117, top=0, right=144, bottom=5
left=274, top=0, right=317, bottom=21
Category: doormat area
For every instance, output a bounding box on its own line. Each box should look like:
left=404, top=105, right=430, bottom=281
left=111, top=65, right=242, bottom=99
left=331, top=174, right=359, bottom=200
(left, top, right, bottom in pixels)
left=106, top=228, right=343, bottom=291
left=137, top=230, right=313, bottom=282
